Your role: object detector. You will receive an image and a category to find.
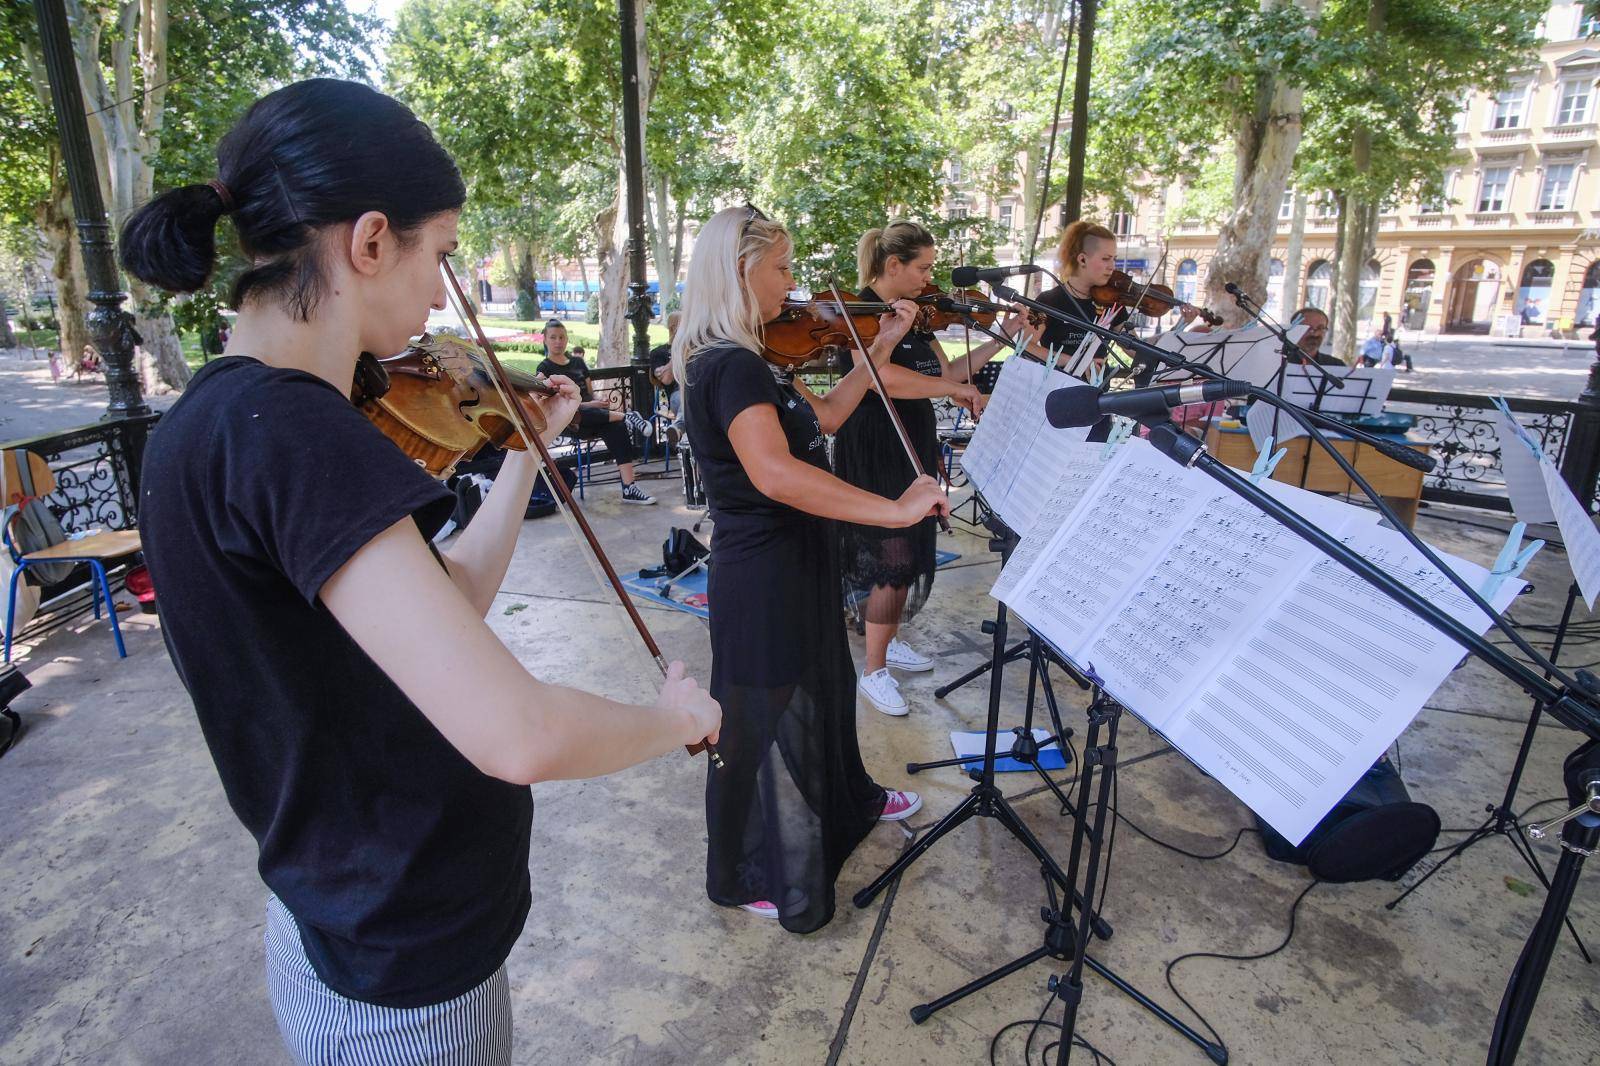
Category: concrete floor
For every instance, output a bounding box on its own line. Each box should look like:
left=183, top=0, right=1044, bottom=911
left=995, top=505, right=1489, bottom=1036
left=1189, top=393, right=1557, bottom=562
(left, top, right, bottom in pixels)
left=0, top=471, right=1597, bottom=1065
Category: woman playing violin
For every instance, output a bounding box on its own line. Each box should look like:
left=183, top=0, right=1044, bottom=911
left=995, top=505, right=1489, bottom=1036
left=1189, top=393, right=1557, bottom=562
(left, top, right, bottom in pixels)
left=1028, top=221, right=1199, bottom=382
left=674, top=206, right=948, bottom=930
left=122, top=80, right=719, bottom=1063
left=833, top=221, right=989, bottom=716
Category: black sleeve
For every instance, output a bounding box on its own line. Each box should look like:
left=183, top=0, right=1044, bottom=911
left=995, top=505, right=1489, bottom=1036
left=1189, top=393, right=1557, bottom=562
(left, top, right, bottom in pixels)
left=703, top=348, right=781, bottom=435
left=218, top=375, right=455, bottom=605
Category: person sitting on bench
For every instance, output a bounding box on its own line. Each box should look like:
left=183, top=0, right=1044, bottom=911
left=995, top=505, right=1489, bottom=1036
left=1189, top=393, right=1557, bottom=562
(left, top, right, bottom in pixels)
left=536, top=321, right=656, bottom=505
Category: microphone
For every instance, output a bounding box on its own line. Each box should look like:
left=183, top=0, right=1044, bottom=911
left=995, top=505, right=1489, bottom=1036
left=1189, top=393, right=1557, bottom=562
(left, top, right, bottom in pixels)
left=950, top=264, right=1043, bottom=287
left=1045, top=380, right=1252, bottom=428
left=1224, top=282, right=1242, bottom=296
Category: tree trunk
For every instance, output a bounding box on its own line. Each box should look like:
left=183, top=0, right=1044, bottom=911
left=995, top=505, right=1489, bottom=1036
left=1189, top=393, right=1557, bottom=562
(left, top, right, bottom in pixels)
left=671, top=207, right=686, bottom=293
left=0, top=307, right=15, bottom=349
left=1331, top=0, right=1388, bottom=363
left=38, top=164, right=94, bottom=373
left=1203, top=0, right=1318, bottom=326
left=1281, top=191, right=1307, bottom=314
left=596, top=179, right=627, bottom=366
left=647, top=171, right=674, bottom=307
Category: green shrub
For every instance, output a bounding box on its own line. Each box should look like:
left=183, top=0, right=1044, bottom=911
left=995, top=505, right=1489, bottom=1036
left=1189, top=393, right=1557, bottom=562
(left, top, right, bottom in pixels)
left=585, top=294, right=600, bottom=324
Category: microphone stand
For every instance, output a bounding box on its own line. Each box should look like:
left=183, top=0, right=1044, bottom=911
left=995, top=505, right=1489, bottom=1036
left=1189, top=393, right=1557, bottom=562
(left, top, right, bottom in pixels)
left=1225, top=283, right=1346, bottom=393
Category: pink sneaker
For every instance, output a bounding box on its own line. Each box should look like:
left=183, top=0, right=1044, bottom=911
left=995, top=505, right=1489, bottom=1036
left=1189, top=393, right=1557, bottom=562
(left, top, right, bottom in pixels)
left=880, top=789, right=922, bottom=822
left=739, top=900, right=780, bottom=918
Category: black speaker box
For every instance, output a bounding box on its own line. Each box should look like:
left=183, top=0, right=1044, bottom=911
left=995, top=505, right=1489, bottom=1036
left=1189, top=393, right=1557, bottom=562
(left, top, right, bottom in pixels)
left=1256, top=758, right=1440, bottom=883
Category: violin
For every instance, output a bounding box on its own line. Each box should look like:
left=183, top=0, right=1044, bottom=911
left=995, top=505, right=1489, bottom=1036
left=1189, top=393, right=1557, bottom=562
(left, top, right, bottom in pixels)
left=361, top=279, right=723, bottom=767
left=353, top=332, right=558, bottom=479
left=1090, top=269, right=1223, bottom=327
left=760, top=284, right=1002, bottom=369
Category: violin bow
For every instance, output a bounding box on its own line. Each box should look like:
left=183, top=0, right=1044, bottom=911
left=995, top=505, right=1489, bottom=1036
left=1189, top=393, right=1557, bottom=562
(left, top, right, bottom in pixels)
left=439, top=265, right=723, bottom=768
left=827, top=281, right=952, bottom=534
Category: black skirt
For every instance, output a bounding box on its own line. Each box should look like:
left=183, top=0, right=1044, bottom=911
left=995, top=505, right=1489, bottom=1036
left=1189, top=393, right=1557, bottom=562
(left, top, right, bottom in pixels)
left=832, top=396, right=940, bottom=620
left=704, top=514, right=887, bottom=933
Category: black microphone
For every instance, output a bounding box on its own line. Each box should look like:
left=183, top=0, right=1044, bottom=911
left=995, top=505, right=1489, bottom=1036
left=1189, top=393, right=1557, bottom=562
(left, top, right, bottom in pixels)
left=950, top=264, right=1043, bottom=287
left=1045, top=380, right=1253, bottom=428
left=1224, top=282, right=1243, bottom=296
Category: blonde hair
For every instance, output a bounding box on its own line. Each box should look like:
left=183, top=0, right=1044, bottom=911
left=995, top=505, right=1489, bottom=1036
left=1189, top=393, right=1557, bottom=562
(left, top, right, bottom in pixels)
left=856, top=220, right=935, bottom=289
left=671, top=206, right=790, bottom=390
left=1056, top=220, right=1116, bottom=277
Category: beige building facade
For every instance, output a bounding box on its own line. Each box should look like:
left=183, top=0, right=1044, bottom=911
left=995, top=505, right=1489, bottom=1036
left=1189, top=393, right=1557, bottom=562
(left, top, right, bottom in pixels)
left=945, top=1, right=1600, bottom=337
left=1163, top=1, right=1600, bottom=337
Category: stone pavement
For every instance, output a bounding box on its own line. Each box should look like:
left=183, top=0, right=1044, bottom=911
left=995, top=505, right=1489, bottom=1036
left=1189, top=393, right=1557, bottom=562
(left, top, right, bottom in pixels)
left=0, top=469, right=1596, bottom=1065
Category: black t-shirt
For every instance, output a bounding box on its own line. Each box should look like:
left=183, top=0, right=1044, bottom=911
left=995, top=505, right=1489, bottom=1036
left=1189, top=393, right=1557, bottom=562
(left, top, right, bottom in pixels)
left=684, top=344, right=827, bottom=528
left=1035, top=284, right=1104, bottom=356
left=139, top=357, right=533, bottom=1009
left=537, top=354, right=593, bottom=401
left=648, top=342, right=675, bottom=396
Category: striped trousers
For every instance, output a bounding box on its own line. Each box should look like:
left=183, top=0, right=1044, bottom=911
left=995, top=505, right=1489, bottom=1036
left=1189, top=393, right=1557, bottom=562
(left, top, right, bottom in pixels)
left=264, top=895, right=513, bottom=1065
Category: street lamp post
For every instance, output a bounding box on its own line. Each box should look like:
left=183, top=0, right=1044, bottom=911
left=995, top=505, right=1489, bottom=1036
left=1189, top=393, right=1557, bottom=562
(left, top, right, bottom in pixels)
left=32, top=0, right=149, bottom=420
left=617, top=0, right=655, bottom=420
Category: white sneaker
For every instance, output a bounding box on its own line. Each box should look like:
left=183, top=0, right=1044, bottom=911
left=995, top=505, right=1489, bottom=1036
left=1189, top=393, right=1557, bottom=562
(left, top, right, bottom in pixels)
left=859, top=668, right=908, bottom=716
left=885, top=637, right=933, bottom=673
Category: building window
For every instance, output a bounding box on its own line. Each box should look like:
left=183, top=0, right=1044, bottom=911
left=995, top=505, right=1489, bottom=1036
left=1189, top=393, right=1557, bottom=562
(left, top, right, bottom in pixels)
left=1478, top=167, right=1512, bottom=212
left=1578, top=261, right=1600, bottom=327
left=948, top=159, right=964, bottom=183
left=1556, top=79, right=1593, bottom=125
left=1175, top=259, right=1198, bottom=304
left=1516, top=259, right=1555, bottom=324
left=1267, top=258, right=1285, bottom=314
left=1582, top=3, right=1600, bottom=37
left=949, top=206, right=969, bottom=220
left=998, top=203, right=1014, bottom=231
left=1359, top=259, right=1382, bottom=323
left=1278, top=190, right=1294, bottom=220
left=1490, top=86, right=1527, bottom=129
left=1312, top=191, right=1337, bottom=218
left=1111, top=209, right=1134, bottom=237
left=1539, top=162, right=1577, bottom=210
left=1422, top=169, right=1456, bottom=212
left=1306, top=260, right=1332, bottom=310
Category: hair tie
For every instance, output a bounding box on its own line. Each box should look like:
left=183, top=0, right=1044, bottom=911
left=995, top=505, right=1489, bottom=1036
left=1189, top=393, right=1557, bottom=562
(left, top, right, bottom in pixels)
left=207, top=179, right=236, bottom=214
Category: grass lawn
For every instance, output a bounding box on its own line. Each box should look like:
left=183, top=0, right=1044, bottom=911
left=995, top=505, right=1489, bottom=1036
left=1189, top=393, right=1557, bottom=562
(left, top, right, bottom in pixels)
left=478, top=316, right=671, bottom=350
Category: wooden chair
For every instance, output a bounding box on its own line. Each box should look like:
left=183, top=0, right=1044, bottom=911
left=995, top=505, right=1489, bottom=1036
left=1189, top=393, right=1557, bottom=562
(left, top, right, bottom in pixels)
left=2, top=449, right=142, bottom=663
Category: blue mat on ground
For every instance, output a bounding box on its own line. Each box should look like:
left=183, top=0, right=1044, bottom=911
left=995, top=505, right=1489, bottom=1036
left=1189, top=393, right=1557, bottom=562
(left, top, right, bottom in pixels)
left=629, top=550, right=963, bottom=621
left=949, top=729, right=1069, bottom=773
left=622, top=567, right=710, bottom=619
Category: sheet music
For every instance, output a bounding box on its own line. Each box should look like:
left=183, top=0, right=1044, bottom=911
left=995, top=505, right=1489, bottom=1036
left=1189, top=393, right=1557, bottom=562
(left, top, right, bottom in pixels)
left=1075, top=479, right=1375, bottom=720
left=997, top=434, right=1522, bottom=844
left=991, top=443, right=1117, bottom=602
left=1152, top=325, right=1301, bottom=388
left=1490, top=407, right=1557, bottom=524
left=1540, top=458, right=1600, bottom=608
left=1164, top=526, right=1519, bottom=843
left=1006, top=442, right=1210, bottom=656
left=959, top=357, right=1092, bottom=530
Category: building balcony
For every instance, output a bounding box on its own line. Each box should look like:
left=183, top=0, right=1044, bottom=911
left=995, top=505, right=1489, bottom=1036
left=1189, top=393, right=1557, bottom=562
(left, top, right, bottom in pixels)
left=1539, top=122, right=1599, bottom=146
left=1476, top=127, right=1533, bottom=151
left=1413, top=213, right=1450, bottom=227
left=1308, top=215, right=1338, bottom=228
left=1528, top=209, right=1580, bottom=225
left=1468, top=211, right=1515, bottom=226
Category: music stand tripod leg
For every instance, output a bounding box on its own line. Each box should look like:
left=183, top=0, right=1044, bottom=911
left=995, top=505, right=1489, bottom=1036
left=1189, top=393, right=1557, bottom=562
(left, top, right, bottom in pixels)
left=1386, top=582, right=1591, bottom=962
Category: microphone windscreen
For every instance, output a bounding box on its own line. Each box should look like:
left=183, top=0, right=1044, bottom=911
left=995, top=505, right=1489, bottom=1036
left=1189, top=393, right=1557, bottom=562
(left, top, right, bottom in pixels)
left=950, top=265, right=980, bottom=287
left=1045, top=385, right=1101, bottom=429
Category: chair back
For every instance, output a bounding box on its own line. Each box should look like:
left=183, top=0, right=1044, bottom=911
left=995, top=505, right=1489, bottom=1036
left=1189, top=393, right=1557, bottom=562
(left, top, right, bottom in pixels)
left=0, top=450, right=73, bottom=583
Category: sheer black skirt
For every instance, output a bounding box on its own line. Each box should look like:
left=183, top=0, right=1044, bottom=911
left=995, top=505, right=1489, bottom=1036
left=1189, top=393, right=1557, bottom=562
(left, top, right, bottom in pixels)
left=832, top=397, right=939, bottom=624
left=705, top=514, right=887, bottom=933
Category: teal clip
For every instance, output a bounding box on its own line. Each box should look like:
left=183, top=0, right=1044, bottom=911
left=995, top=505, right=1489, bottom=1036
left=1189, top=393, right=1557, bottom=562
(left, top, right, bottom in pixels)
left=1491, top=396, right=1544, bottom=461
left=1100, top=416, right=1133, bottom=458
left=1249, top=436, right=1288, bottom=485
left=1481, top=520, right=1543, bottom=599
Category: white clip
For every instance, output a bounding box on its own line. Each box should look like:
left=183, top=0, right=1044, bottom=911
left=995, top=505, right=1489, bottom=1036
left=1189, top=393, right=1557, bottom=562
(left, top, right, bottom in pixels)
left=1087, top=361, right=1105, bottom=389
left=1249, top=435, right=1288, bottom=485
left=1100, top=416, right=1134, bottom=459
left=1481, top=520, right=1543, bottom=599
left=1492, top=396, right=1545, bottom=462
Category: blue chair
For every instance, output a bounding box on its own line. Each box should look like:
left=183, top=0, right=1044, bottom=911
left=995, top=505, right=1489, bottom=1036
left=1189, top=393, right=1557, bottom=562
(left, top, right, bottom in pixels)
left=3, top=449, right=142, bottom=663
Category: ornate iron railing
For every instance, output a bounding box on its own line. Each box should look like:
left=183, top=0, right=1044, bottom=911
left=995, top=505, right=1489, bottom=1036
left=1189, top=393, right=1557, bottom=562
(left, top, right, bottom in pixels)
left=2, top=413, right=158, bottom=533
left=1384, top=386, right=1599, bottom=514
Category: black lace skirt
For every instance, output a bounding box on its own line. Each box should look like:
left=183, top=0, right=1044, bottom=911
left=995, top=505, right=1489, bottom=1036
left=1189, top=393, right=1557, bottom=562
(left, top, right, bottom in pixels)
left=705, top=514, right=887, bottom=933
left=832, top=397, right=940, bottom=621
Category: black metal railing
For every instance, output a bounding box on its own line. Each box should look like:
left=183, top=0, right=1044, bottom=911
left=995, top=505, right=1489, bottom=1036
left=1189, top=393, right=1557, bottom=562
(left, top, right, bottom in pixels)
left=2, top=413, right=159, bottom=533
left=1384, top=382, right=1600, bottom=515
